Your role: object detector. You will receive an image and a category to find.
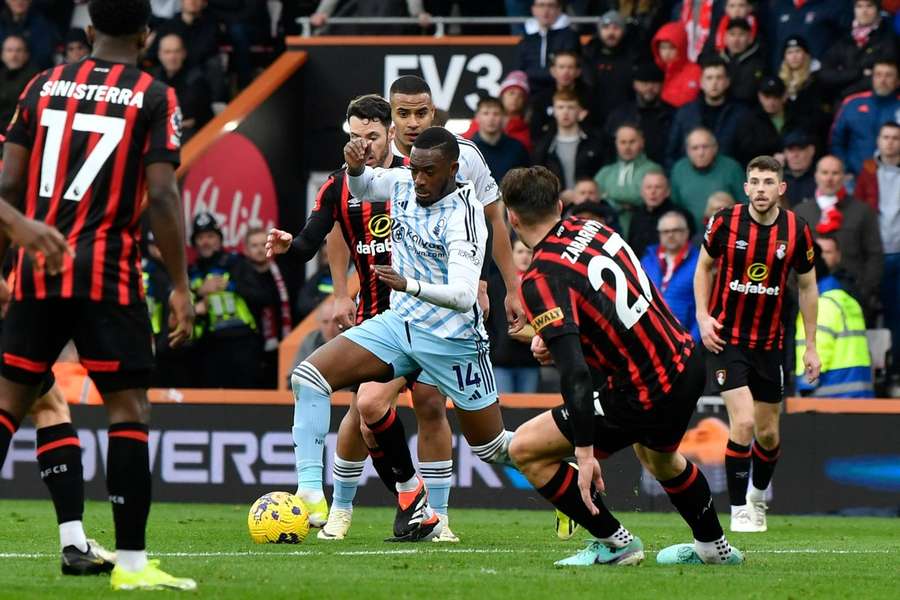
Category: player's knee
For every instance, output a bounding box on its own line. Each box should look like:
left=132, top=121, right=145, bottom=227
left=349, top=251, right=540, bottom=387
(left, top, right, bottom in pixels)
left=30, top=388, right=71, bottom=429
left=507, top=433, right=533, bottom=470
left=355, top=388, right=389, bottom=424
left=729, top=417, right=755, bottom=443
left=291, top=361, right=333, bottom=399
left=413, top=392, right=446, bottom=426
left=755, top=427, right=779, bottom=449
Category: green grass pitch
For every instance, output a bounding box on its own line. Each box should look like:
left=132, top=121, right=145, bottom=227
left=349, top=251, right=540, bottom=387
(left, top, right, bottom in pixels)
left=0, top=500, right=897, bottom=599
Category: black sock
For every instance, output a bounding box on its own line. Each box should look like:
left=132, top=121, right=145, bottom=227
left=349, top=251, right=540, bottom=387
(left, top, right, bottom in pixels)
left=366, top=445, right=398, bottom=496
left=36, top=423, right=84, bottom=525
left=659, top=461, right=724, bottom=543
left=751, top=440, right=780, bottom=491
left=0, top=408, right=18, bottom=466
left=365, top=409, right=415, bottom=485
left=106, top=423, right=151, bottom=551
left=537, top=463, right=620, bottom=539
left=725, top=440, right=751, bottom=506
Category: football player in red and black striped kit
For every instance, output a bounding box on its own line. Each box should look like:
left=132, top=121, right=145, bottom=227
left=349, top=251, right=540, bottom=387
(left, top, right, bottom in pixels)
left=266, top=95, right=460, bottom=542
left=0, top=0, right=195, bottom=590
left=694, top=155, right=820, bottom=534
left=503, top=166, right=743, bottom=567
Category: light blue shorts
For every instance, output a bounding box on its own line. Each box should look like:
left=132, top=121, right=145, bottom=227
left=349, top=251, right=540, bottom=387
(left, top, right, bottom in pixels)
left=342, top=310, right=497, bottom=411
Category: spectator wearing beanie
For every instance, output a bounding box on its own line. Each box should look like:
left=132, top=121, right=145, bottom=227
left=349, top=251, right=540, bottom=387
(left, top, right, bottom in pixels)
left=820, top=0, right=898, bottom=102
left=651, top=21, right=701, bottom=108
left=718, top=17, right=766, bottom=104
left=582, top=10, right=635, bottom=128
left=464, top=70, right=532, bottom=153
left=605, top=61, right=674, bottom=166
left=768, top=0, right=852, bottom=72
left=782, top=129, right=819, bottom=207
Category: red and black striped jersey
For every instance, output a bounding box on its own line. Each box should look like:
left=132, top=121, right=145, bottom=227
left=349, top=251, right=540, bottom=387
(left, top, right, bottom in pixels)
left=521, top=217, right=695, bottom=411
left=304, top=158, right=405, bottom=324
left=5, top=58, right=181, bottom=305
left=703, top=204, right=815, bottom=350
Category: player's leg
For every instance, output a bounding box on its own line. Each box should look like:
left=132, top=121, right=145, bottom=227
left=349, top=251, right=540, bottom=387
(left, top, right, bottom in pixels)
left=410, top=379, right=456, bottom=540
left=29, top=378, right=116, bottom=573
left=508, top=411, right=643, bottom=566
left=747, top=400, right=781, bottom=531
left=635, top=445, right=742, bottom=565
left=293, top=314, right=402, bottom=526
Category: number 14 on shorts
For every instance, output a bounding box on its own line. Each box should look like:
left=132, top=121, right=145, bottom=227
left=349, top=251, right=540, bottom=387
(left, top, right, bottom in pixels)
left=452, top=363, right=482, bottom=391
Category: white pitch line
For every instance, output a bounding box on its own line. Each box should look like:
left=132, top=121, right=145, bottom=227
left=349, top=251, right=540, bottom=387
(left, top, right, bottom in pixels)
left=0, top=548, right=893, bottom=559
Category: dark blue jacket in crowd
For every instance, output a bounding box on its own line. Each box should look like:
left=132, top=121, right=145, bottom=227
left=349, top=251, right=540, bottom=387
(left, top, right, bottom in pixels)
left=767, top=0, right=852, bottom=71
left=471, top=132, right=531, bottom=184
left=0, top=8, right=59, bottom=69
left=641, top=243, right=700, bottom=343
left=517, top=16, right=581, bottom=94
left=665, top=97, right=748, bottom=169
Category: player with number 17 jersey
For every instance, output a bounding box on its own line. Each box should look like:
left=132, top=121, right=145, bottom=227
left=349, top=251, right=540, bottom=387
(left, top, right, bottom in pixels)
left=6, top=58, right=181, bottom=304
left=521, top=216, right=695, bottom=413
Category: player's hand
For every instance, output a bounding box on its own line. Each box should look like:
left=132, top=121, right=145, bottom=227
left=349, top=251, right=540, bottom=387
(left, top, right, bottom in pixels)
left=8, top=216, right=73, bottom=276
left=266, top=228, right=293, bottom=258
left=530, top=335, right=553, bottom=365
left=333, top=295, right=356, bottom=331
left=698, top=314, right=725, bottom=354
left=505, top=290, right=526, bottom=334
left=343, top=138, right=371, bottom=175
left=509, top=323, right=535, bottom=344
left=167, top=287, right=195, bottom=348
left=803, top=346, right=821, bottom=384
left=373, top=264, right=406, bottom=291
left=574, top=446, right=605, bottom=516
left=310, top=12, right=328, bottom=27
left=478, top=280, right=490, bottom=319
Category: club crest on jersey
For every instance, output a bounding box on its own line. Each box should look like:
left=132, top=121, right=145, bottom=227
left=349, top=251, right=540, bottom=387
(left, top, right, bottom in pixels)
left=716, top=369, right=726, bottom=386
left=530, top=307, right=563, bottom=332
left=776, top=241, right=787, bottom=260
left=368, top=214, right=392, bottom=238
left=433, top=217, right=447, bottom=236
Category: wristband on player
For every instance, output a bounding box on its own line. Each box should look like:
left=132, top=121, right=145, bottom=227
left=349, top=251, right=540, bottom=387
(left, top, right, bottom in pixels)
left=406, top=278, right=422, bottom=297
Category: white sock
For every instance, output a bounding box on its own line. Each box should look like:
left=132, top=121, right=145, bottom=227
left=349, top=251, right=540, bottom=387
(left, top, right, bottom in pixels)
left=598, top=525, right=634, bottom=549
left=396, top=474, right=420, bottom=494
left=296, top=488, right=325, bottom=504
left=59, top=520, right=87, bottom=552
left=117, top=549, right=148, bottom=572
left=694, top=537, right=732, bottom=564
left=746, top=485, right=766, bottom=502
left=731, top=504, right=747, bottom=516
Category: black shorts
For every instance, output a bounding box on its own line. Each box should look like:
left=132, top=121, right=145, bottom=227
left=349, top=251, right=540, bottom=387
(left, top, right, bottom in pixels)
left=552, top=350, right=706, bottom=457
left=0, top=320, right=55, bottom=395
left=706, top=344, right=784, bottom=403
left=1, top=298, right=153, bottom=393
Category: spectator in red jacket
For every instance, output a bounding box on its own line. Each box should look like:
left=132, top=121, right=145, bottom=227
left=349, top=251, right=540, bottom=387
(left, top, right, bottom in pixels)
left=463, top=70, right=532, bottom=153
left=652, top=21, right=701, bottom=108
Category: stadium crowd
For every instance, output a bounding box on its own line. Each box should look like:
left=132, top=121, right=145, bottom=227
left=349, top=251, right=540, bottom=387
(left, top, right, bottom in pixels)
left=0, top=0, right=897, bottom=396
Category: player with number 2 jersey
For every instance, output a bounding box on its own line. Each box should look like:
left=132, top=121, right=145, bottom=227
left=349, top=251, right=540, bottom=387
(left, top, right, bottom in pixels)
left=502, top=166, right=742, bottom=568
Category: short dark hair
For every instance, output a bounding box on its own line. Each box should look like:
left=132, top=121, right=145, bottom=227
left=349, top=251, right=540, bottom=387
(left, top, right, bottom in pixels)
left=389, top=75, right=431, bottom=98
left=873, top=56, right=897, bottom=71
left=699, top=53, right=728, bottom=73
left=551, top=50, right=581, bottom=67
left=615, top=122, right=643, bottom=138
left=346, top=94, right=392, bottom=126
left=411, top=126, right=459, bottom=162
left=1, top=33, right=27, bottom=48
left=89, top=0, right=151, bottom=36
left=476, top=96, right=504, bottom=113
left=746, top=155, right=784, bottom=181
left=502, top=167, right=560, bottom=226
left=881, top=121, right=900, bottom=134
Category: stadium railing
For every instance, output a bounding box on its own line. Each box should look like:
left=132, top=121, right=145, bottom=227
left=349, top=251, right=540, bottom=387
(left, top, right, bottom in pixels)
left=295, top=16, right=604, bottom=38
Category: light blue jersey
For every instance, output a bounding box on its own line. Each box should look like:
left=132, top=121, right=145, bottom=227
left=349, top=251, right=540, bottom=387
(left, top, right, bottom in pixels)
left=347, top=166, right=488, bottom=341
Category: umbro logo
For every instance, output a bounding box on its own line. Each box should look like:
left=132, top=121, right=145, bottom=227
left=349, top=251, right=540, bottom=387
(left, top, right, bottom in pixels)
left=735, top=240, right=749, bottom=250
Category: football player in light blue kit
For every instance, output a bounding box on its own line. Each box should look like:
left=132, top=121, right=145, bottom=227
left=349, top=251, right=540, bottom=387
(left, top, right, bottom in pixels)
left=291, top=127, right=514, bottom=541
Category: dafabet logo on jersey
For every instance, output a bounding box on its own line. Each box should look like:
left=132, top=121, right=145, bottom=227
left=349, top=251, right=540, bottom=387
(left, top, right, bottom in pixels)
left=367, top=214, right=392, bottom=238
left=746, top=263, right=768, bottom=281
left=530, top=307, right=564, bottom=332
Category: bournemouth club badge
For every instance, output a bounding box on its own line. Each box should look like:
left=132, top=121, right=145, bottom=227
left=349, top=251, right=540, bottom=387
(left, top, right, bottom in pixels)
left=716, top=369, right=727, bottom=387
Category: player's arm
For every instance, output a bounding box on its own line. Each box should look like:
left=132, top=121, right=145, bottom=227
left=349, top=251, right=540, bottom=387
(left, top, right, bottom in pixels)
left=483, top=201, right=526, bottom=332
left=326, top=223, right=356, bottom=329
left=344, top=138, right=397, bottom=202
left=267, top=176, right=339, bottom=262
left=145, top=162, right=194, bottom=347
left=0, top=144, right=71, bottom=275
left=797, top=268, right=821, bottom=383
left=694, top=229, right=725, bottom=353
